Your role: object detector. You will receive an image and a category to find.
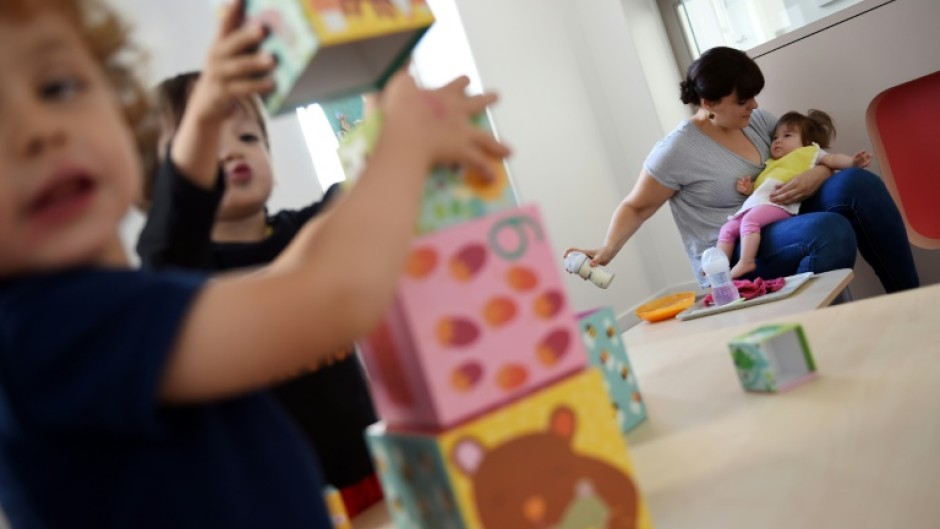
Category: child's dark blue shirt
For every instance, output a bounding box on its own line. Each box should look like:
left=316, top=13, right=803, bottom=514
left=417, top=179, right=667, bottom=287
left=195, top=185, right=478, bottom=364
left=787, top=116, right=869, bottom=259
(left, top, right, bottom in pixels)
left=0, top=268, right=330, bottom=528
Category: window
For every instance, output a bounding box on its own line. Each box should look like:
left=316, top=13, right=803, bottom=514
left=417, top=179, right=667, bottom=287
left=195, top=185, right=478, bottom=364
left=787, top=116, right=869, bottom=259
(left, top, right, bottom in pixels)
left=675, top=0, right=872, bottom=58
left=297, top=105, right=347, bottom=190
left=296, top=0, right=482, bottom=191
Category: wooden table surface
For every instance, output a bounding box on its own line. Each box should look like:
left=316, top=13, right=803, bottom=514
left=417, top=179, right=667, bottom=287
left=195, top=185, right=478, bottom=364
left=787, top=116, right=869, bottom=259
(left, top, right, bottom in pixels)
left=356, top=282, right=940, bottom=528
left=625, top=282, right=940, bottom=528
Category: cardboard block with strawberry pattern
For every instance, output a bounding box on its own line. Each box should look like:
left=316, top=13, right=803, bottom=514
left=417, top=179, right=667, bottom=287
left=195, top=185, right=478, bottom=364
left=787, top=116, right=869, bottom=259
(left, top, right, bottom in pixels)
left=577, top=307, right=647, bottom=433
left=357, top=205, right=587, bottom=429
left=244, top=0, right=434, bottom=114
left=366, top=369, right=654, bottom=529
left=339, top=111, right=517, bottom=234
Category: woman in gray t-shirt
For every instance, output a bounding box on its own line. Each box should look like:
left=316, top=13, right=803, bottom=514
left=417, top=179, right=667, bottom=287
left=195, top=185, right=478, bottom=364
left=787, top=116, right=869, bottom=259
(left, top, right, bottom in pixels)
left=567, top=46, right=918, bottom=293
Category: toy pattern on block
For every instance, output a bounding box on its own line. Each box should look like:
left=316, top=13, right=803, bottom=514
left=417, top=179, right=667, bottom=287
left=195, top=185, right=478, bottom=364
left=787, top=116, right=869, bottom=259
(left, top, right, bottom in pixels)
left=577, top=307, right=647, bottom=433
left=306, top=0, right=433, bottom=41
left=245, top=0, right=434, bottom=114
left=369, top=435, right=459, bottom=528
left=247, top=0, right=317, bottom=114
left=339, top=112, right=517, bottom=234
left=728, top=324, right=817, bottom=392
left=358, top=205, right=588, bottom=428
left=418, top=114, right=517, bottom=234
left=366, top=369, right=653, bottom=529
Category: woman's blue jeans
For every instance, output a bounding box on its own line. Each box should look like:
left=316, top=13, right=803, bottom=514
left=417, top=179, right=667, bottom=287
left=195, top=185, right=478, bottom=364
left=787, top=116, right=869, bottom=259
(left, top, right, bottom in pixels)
left=736, top=168, right=920, bottom=293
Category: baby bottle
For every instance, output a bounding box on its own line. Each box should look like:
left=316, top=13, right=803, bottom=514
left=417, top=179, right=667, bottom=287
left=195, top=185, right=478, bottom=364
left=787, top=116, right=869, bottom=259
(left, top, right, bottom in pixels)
left=701, top=247, right=740, bottom=306
left=564, top=252, right=615, bottom=289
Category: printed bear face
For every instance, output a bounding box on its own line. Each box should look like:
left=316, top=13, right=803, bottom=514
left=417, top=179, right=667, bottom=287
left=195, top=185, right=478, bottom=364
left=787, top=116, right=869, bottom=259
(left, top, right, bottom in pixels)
left=453, top=406, right=638, bottom=528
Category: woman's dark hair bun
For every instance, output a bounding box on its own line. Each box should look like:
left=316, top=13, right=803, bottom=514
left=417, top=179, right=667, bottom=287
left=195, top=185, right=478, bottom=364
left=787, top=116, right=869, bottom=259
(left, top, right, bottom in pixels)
left=679, top=79, right=699, bottom=105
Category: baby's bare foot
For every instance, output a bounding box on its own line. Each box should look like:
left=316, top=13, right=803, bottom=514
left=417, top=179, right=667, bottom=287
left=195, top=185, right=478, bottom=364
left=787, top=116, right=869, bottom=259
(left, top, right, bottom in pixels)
left=731, top=260, right=756, bottom=279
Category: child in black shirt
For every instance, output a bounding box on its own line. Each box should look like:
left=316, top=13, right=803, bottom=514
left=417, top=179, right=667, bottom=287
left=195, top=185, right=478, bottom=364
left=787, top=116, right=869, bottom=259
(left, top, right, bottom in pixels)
left=137, top=69, right=382, bottom=513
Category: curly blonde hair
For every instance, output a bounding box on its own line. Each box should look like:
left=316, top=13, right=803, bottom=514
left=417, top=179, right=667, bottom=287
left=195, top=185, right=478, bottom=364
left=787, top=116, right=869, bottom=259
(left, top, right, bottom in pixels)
left=2, top=0, right=157, bottom=177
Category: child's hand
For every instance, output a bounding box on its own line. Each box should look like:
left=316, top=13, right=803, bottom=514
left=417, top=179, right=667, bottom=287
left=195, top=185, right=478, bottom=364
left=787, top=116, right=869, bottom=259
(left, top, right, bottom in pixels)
left=852, top=150, right=872, bottom=168
left=379, top=71, right=511, bottom=180
left=187, top=0, right=276, bottom=125
left=736, top=176, right=754, bottom=195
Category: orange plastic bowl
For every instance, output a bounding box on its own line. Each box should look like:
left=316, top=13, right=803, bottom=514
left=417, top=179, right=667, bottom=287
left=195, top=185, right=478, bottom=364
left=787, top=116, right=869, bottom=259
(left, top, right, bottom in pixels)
left=635, top=291, right=696, bottom=322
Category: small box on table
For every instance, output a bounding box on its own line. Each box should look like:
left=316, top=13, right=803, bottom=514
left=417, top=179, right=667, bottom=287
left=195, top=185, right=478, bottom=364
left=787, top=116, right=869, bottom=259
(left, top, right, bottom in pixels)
left=727, top=323, right=817, bottom=392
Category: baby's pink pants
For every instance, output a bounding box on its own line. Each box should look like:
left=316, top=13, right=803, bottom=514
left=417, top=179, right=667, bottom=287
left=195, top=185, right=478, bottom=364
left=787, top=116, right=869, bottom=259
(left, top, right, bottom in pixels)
left=718, top=205, right=793, bottom=243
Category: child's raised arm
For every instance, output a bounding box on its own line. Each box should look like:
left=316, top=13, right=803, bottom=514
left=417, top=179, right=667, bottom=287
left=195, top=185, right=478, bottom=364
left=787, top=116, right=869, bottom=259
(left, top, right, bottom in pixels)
left=171, top=0, right=275, bottom=190
left=159, top=73, right=510, bottom=403
left=819, top=150, right=872, bottom=171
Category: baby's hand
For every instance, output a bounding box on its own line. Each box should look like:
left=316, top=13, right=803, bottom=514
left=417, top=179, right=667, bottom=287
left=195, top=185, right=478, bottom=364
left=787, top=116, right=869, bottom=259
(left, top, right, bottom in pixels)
left=187, top=0, right=277, bottom=125
left=379, top=71, right=511, bottom=180
left=736, top=176, right=754, bottom=195
left=852, top=150, right=872, bottom=168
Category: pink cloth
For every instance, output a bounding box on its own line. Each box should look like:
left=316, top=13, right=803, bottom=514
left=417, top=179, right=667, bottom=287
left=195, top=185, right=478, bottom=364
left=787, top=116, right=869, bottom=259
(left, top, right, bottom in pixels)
left=703, top=277, right=786, bottom=306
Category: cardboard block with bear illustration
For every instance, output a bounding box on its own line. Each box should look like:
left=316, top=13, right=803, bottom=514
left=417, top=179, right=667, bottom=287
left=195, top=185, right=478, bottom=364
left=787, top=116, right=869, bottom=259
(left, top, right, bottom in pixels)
left=357, top=205, right=586, bottom=429
left=366, top=368, right=655, bottom=529
left=339, top=110, right=517, bottom=234
left=728, top=323, right=817, bottom=392
left=577, top=307, right=647, bottom=433
left=243, top=0, right=434, bottom=114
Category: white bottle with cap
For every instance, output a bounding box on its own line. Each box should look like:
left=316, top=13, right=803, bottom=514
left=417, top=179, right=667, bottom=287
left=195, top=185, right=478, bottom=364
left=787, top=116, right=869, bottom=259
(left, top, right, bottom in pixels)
left=564, top=252, right=615, bottom=289
left=700, top=247, right=740, bottom=306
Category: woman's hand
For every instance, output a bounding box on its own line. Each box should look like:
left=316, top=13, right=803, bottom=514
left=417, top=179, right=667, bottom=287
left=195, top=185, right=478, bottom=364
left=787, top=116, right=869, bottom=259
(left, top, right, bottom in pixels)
left=564, top=247, right=615, bottom=267
left=770, top=165, right=832, bottom=205
left=561, top=170, right=672, bottom=271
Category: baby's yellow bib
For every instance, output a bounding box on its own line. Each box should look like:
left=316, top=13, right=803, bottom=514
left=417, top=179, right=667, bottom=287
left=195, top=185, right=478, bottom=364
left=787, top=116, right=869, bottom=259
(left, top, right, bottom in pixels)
left=754, top=144, right=820, bottom=189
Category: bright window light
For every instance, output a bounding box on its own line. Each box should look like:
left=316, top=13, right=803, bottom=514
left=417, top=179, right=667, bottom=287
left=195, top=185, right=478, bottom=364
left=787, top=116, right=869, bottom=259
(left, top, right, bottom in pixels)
left=297, top=104, right=346, bottom=190
left=675, top=0, right=871, bottom=57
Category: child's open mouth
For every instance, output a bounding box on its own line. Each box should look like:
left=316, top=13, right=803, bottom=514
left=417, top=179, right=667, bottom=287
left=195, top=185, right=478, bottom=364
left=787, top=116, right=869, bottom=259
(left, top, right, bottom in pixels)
left=29, top=173, right=95, bottom=226
left=228, top=163, right=253, bottom=185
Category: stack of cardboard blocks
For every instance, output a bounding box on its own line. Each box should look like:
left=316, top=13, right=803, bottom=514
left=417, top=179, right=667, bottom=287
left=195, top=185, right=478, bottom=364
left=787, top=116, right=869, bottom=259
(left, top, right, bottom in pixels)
left=342, top=114, right=654, bottom=527
left=247, top=1, right=654, bottom=523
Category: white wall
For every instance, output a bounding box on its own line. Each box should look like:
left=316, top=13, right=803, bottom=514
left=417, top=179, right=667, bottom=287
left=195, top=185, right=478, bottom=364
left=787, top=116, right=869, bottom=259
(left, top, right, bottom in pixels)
left=753, top=0, right=940, bottom=298
left=451, top=0, right=691, bottom=318
left=616, top=0, right=695, bottom=291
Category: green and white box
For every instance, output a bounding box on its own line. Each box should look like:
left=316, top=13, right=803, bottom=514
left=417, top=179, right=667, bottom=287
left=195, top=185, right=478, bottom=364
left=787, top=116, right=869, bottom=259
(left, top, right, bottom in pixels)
left=727, top=323, right=817, bottom=392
